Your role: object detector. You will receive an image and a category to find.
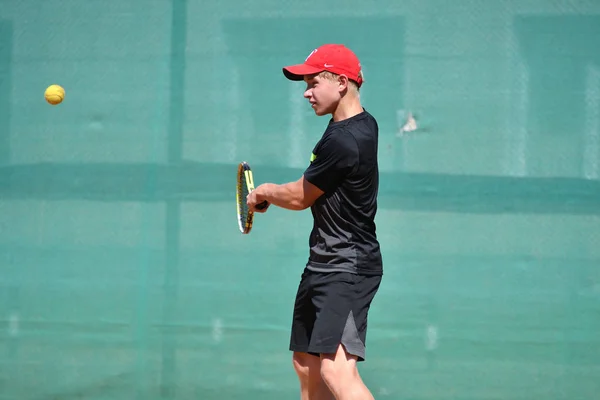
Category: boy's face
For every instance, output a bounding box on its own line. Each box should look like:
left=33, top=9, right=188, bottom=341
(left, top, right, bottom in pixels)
left=303, top=73, right=343, bottom=116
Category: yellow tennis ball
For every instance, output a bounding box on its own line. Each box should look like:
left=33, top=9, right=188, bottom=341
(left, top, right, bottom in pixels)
left=44, top=84, right=65, bottom=105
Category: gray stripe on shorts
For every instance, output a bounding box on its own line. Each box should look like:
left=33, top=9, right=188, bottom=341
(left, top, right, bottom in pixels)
left=341, top=310, right=365, bottom=361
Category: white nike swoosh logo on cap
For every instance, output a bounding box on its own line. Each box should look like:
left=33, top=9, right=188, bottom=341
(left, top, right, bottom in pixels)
left=324, top=64, right=334, bottom=67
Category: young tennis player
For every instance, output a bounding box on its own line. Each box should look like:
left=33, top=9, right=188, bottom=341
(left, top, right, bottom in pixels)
left=246, top=43, right=383, bottom=400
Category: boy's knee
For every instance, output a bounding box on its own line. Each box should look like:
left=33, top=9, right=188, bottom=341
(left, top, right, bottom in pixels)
left=293, top=352, right=318, bottom=382
left=293, top=354, right=307, bottom=378
left=319, top=361, right=335, bottom=385
left=320, top=358, right=356, bottom=388
left=319, top=345, right=361, bottom=390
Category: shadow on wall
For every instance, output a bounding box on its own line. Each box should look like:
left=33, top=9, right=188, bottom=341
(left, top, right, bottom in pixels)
left=0, top=19, right=12, bottom=165
left=1, top=161, right=599, bottom=215
left=515, top=15, right=600, bottom=178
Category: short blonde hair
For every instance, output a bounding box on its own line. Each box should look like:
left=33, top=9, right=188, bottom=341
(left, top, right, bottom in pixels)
left=318, top=70, right=361, bottom=93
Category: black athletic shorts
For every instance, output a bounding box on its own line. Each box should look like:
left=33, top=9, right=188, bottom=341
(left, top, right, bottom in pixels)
left=289, top=268, right=382, bottom=362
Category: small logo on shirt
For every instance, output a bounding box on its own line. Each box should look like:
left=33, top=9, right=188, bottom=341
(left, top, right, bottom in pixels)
left=310, top=153, right=317, bottom=163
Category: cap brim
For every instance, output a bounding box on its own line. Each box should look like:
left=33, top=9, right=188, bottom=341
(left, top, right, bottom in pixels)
left=282, top=63, right=325, bottom=81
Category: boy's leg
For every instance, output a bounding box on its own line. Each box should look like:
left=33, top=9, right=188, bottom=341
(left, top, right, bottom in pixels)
left=308, top=273, right=381, bottom=400
left=290, top=270, right=381, bottom=400
left=290, top=270, right=334, bottom=399
left=320, top=344, right=374, bottom=400
left=293, top=351, right=334, bottom=400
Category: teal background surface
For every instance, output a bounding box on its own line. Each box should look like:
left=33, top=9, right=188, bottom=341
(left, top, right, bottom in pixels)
left=1, top=1, right=600, bottom=399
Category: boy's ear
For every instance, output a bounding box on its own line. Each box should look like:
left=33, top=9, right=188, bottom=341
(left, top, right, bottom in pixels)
left=338, top=74, right=349, bottom=90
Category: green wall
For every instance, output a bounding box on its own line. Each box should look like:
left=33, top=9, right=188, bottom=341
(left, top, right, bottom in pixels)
left=1, top=1, right=599, bottom=399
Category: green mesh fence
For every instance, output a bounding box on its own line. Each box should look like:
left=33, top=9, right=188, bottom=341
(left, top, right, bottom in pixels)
left=1, top=1, right=600, bottom=399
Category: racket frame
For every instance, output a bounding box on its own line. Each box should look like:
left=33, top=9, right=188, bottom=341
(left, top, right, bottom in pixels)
left=237, top=161, right=256, bottom=234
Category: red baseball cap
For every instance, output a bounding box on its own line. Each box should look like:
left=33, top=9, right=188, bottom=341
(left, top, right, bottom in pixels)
left=282, top=44, right=364, bottom=87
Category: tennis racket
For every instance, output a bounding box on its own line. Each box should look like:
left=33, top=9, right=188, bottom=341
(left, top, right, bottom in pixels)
left=236, top=161, right=268, bottom=234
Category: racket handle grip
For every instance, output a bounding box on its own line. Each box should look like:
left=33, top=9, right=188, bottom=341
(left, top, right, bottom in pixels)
left=256, top=201, right=268, bottom=210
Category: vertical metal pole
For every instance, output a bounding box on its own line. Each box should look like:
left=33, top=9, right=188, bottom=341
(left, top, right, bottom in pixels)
left=583, top=64, right=600, bottom=180
left=161, top=0, right=186, bottom=397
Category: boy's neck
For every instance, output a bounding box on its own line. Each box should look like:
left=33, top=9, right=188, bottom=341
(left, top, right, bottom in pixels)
left=332, top=95, right=363, bottom=122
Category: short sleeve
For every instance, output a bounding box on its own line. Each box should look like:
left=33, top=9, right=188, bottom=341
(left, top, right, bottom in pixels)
left=303, top=129, right=359, bottom=193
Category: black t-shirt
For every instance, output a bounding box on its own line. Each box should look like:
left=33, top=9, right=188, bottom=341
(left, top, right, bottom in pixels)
left=303, top=110, right=383, bottom=276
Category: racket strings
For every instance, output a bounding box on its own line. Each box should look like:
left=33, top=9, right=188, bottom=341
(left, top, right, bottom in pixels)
left=236, top=162, right=258, bottom=234
left=237, top=175, right=251, bottom=225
